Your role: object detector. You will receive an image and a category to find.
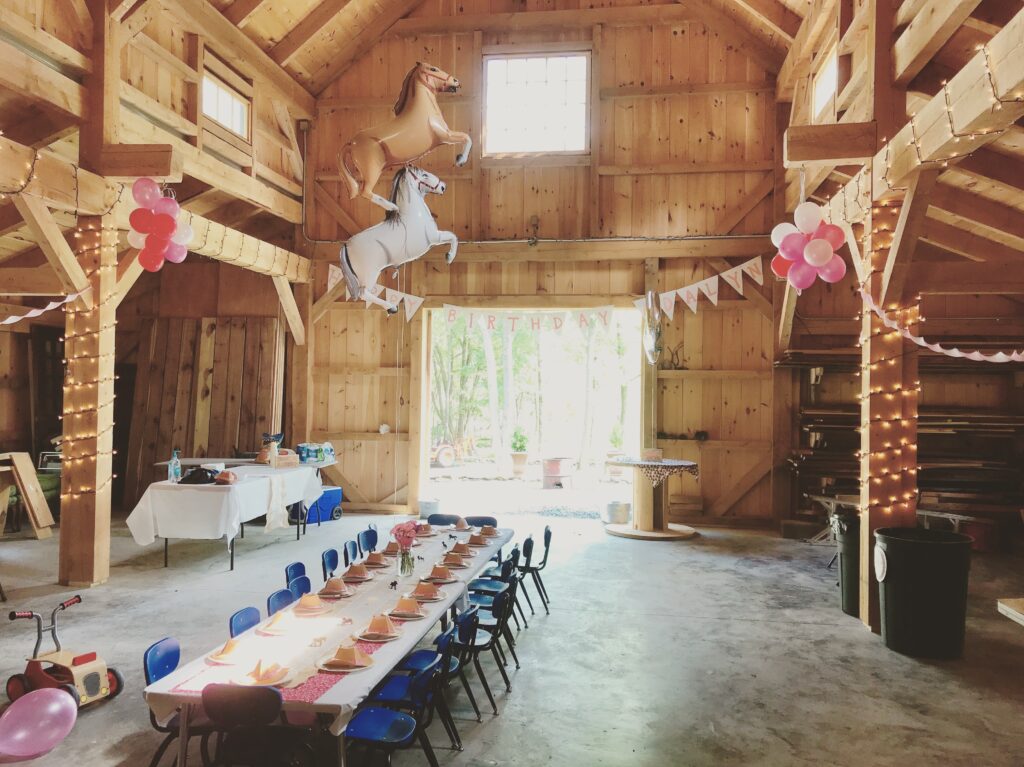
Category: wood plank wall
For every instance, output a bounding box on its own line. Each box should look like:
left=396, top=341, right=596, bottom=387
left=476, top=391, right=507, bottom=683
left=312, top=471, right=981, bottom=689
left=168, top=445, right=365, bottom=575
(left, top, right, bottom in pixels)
left=122, top=315, right=285, bottom=508
left=0, top=332, right=29, bottom=452
left=308, top=4, right=778, bottom=520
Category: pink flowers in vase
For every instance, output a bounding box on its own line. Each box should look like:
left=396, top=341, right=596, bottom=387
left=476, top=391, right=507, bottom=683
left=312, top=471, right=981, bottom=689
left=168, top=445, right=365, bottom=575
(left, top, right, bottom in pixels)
left=392, top=521, right=418, bottom=552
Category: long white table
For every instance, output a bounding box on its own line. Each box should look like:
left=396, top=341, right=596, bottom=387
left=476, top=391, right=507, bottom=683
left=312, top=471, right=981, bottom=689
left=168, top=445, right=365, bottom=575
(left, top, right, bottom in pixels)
left=126, top=465, right=323, bottom=568
left=144, top=525, right=513, bottom=766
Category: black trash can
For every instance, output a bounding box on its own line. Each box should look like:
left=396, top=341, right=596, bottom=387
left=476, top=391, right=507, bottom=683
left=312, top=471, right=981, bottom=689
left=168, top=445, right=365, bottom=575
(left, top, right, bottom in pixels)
left=874, top=527, right=972, bottom=659
left=831, top=511, right=860, bottom=617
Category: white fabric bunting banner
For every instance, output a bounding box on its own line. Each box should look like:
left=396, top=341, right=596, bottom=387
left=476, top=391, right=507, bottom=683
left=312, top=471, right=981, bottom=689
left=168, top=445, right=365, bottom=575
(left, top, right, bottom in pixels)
left=443, top=305, right=614, bottom=334
left=741, top=257, right=764, bottom=285
left=677, top=286, right=700, bottom=314
left=403, top=294, right=425, bottom=321
left=633, top=297, right=646, bottom=312
left=720, top=265, right=745, bottom=296
left=364, top=284, right=384, bottom=307
left=696, top=276, right=719, bottom=306
left=659, top=291, right=677, bottom=320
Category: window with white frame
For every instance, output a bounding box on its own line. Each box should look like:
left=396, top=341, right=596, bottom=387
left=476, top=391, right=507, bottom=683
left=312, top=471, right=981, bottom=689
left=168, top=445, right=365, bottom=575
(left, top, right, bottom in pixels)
left=202, top=73, right=249, bottom=140
left=813, top=47, right=838, bottom=121
left=483, top=53, right=589, bottom=155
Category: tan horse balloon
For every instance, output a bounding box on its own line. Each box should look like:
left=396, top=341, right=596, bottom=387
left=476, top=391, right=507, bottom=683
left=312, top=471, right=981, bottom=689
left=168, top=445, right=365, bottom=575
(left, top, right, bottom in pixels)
left=338, top=62, right=473, bottom=212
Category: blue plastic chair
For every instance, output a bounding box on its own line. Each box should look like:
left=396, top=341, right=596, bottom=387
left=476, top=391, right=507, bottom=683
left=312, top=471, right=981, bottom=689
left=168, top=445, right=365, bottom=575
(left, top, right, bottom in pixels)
left=229, top=607, right=261, bottom=638
left=344, top=540, right=359, bottom=566
left=284, top=561, right=306, bottom=587
left=288, top=575, right=311, bottom=599
left=426, top=513, right=460, bottom=526
left=465, top=515, right=498, bottom=528
left=398, top=623, right=481, bottom=725
left=322, top=548, right=340, bottom=581
left=357, top=527, right=378, bottom=556
left=451, top=605, right=504, bottom=715
left=267, top=588, right=295, bottom=616
left=143, top=638, right=214, bottom=767
left=345, top=660, right=442, bottom=765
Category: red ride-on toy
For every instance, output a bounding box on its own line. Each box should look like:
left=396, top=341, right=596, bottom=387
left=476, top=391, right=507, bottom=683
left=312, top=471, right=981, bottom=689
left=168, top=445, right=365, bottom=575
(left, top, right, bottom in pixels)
left=6, top=595, right=124, bottom=706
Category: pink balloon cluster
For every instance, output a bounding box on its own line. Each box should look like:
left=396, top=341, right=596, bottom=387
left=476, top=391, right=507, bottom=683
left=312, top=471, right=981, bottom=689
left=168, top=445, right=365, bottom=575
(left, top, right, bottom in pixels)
left=127, top=178, right=193, bottom=273
left=769, top=202, right=847, bottom=291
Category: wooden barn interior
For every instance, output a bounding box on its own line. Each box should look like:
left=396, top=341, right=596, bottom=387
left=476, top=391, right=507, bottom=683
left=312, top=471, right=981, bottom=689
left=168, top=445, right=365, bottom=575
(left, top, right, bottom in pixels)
left=0, top=0, right=1022, bottom=764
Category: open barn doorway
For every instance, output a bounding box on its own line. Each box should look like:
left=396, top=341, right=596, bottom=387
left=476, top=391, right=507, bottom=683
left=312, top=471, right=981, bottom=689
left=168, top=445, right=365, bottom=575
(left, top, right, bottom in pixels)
left=423, top=305, right=642, bottom=520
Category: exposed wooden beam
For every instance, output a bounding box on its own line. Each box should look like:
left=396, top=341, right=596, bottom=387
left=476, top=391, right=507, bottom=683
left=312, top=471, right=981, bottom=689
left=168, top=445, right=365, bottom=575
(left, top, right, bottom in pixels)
left=911, top=260, right=1024, bottom=294
left=709, top=454, right=772, bottom=515
left=733, top=0, right=802, bottom=41
left=950, top=147, right=1024, bottom=191
left=712, top=175, right=775, bottom=235
left=600, top=81, right=775, bottom=99
left=111, top=248, right=142, bottom=308
left=162, top=0, right=315, bottom=118
left=893, top=0, right=984, bottom=85
left=270, top=0, right=351, bottom=67
left=81, top=0, right=121, bottom=174
left=272, top=275, right=306, bottom=345
left=929, top=183, right=1024, bottom=249
left=0, top=6, right=90, bottom=73
left=919, top=217, right=1024, bottom=262
left=271, top=101, right=304, bottom=181
left=122, top=0, right=161, bottom=42
left=313, top=180, right=359, bottom=237
left=784, top=122, right=877, bottom=167
left=110, top=0, right=145, bottom=21
left=0, top=135, right=116, bottom=215
left=96, top=143, right=182, bottom=180
left=667, top=0, right=787, bottom=72
left=827, top=5, right=1024, bottom=223
left=0, top=37, right=83, bottom=120
left=11, top=195, right=92, bottom=304
left=222, top=0, right=268, bottom=26
left=880, top=168, right=940, bottom=304
left=598, top=161, right=775, bottom=176
left=0, top=267, right=66, bottom=295
left=309, top=0, right=424, bottom=94
left=777, top=0, right=838, bottom=100
left=777, top=283, right=797, bottom=352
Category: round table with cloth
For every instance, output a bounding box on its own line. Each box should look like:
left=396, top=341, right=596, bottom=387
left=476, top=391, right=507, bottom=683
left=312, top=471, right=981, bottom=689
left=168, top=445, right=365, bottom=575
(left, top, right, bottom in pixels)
left=605, top=458, right=700, bottom=540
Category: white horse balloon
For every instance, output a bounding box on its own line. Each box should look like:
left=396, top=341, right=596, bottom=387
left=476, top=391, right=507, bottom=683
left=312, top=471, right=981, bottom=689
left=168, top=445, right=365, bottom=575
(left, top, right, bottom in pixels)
left=339, top=166, right=457, bottom=312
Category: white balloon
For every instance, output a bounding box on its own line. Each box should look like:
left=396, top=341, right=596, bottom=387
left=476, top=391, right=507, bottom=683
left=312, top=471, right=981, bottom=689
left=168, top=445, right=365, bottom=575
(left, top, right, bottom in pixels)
left=770, top=222, right=799, bottom=248
left=803, top=238, right=833, bottom=267
left=794, top=201, right=823, bottom=234
left=171, top=223, right=193, bottom=246
left=126, top=229, right=147, bottom=249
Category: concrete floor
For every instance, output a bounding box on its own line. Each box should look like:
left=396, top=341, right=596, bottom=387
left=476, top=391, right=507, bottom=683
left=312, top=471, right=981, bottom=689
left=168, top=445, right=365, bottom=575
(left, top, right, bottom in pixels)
left=1, top=513, right=1023, bottom=766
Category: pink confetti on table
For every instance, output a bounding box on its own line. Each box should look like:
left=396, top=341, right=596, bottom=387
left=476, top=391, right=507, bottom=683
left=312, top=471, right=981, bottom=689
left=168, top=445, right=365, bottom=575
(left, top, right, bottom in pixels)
left=280, top=672, right=345, bottom=703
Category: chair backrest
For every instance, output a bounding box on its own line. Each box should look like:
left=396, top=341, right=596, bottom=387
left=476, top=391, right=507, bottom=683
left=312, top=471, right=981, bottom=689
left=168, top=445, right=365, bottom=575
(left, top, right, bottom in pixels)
left=427, top=513, right=460, bottom=526
left=288, top=575, right=311, bottom=599
left=491, top=589, right=512, bottom=630
left=357, top=528, right=377, bottom=556
left=465, top=515, right=498, bottom=527
left=322, top=548, right=340, bottom=581
left=497, top=557, right=515, bottom=582
left=506, top=545, right=521, bottom=569
left=344, top=540, right=359, bottom=566
left=434, top=624, right=457, bottom=677
left=267, top=588, right=295, bottom=616
left=202, top=684, right=283, bottom=729
left=539, top=525, right=552, bottom=567
left=143, top=636, right=180, bottom=685
left=521, top=535, right=534, bottom=568
left=229, top=607, right=261, bottom=638
left=284, top=561, right=306, bottom=586
left=455, top=605, right=479, bottom=645
left=407, top=657, right=441, bottom=714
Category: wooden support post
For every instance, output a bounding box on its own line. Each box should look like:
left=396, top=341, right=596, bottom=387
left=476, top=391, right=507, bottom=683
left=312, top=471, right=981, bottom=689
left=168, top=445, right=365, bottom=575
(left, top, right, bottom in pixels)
left=589, top=24, right=602, bottom=237
left=272, top=275, right=306, bottom=345
left=59, top=216, right=118, bottom=586
left=287, top=281, right=314, bottom=446
left=407, top=311, right=430, bottom=516
left=636, top=258, right=659, bottom=528
left=880, top=168, right=939, bottom=304
left=859, top=200, right=919, bottom=631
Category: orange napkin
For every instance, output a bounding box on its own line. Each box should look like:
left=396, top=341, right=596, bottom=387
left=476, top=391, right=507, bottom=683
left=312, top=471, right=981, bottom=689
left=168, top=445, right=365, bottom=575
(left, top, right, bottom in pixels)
left=416, top=523, right=433, bottom=535
left=263, top=611, right=285, bottom=629
left=297, top=594, right=322, bottom=610
left=382, top=541, right=400, bottom=555
left=393, top=597, right=422, bottom=616
left=321, top=577, right=351, bottom=596
left=469, top=534, right=486, bottom=545
left=481, top=525, right=498, bottom=536
left=367, top=614, right=398, bottom=636
left=452, top=542, right=471, bottom=555
left=325, top=645, right=371, bottom=670
left=413, top=581, right=439, bottom=599
left=443, top=552, right=464, bottom=566
left=246, top=660, right=288, bottom=685
left=211, top=638, right=239, bottom=660
left=366, top=552, right=386, bottom=566
left=429, top=565, right=452, bottom=580
left=455, top=517, right=469, bottom=530
left=345, top=563, right=369, bottom=578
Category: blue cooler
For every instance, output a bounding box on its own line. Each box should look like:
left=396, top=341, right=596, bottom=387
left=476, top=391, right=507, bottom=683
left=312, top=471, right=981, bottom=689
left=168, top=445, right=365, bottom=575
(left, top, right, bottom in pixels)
left=309, top=486, right=343, bottom=522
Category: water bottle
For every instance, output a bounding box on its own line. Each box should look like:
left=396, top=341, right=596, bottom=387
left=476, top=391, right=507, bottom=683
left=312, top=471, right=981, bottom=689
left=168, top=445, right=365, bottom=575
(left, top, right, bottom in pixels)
left=168, top=449, right=182, bottom=484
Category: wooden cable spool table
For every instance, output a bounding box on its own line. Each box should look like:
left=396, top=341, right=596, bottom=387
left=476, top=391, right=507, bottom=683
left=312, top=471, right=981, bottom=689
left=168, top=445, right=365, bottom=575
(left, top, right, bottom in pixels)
left=604, top=458, right=700, bottom=540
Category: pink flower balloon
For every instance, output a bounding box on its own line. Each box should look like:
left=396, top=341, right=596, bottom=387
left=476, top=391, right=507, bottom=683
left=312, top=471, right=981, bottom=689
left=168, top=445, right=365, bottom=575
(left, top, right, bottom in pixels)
left=787, top=260, right=817, bottom=291
left=131, top=178, right=161, bottom=209
left=814, top=222, right=845, bottom=250
left=803, top=238, right=834, bottom=267
left=780, top=232, right=809, bottom=261
left=818, top=253, right=848, bottom=283
left=153, top=196, right=180, bottom=219
left=165, top=242, right=188, bottom=263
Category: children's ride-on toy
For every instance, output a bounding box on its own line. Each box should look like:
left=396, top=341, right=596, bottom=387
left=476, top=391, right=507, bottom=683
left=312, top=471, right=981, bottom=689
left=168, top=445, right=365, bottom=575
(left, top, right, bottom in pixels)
left=6, top=595, right=124, bottom=706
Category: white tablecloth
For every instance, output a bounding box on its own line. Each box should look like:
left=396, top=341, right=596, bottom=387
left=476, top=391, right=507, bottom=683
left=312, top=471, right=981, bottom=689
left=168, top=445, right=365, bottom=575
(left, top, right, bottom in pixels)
left=126, top=465, right=323, bottom=547
left=143, top=526, right=514, bottom=735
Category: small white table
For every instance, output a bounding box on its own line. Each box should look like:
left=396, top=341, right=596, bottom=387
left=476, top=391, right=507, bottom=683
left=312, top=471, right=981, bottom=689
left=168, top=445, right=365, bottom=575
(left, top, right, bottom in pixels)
left=126, top=465, right=323, bottom=569
left=605, top=458, right=700, bottom=540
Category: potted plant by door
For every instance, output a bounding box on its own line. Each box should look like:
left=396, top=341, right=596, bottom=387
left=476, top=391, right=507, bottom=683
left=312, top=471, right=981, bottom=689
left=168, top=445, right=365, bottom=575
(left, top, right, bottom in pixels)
left=510, top=427, right=529, bottom=478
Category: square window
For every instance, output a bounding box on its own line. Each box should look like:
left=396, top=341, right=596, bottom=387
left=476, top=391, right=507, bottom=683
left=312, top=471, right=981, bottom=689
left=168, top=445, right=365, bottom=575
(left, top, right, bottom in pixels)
left=813, top=47, right=838, bottom=121
left=484, top=52, right=590, bottom=155
left=201, top=73, right=250, bottom=140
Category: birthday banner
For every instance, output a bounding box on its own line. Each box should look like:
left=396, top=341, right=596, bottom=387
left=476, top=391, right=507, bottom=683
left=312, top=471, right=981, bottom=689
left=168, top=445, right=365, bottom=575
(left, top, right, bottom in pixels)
left=638, top=257, right=763, bottom=319
left=442, top=304, right=616, bottom=333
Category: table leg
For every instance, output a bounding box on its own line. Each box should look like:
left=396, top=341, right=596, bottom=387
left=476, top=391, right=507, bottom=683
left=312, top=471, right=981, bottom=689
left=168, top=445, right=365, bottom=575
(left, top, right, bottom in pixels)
left=604, top=467, right=698, bottom=541
left=337, top=732, right=347, bottom=766
left=177, top=702, right=191, bottom=767
left=164, top=538, right=169, bottom=568
left=230, top=537, right=235, bottom=571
